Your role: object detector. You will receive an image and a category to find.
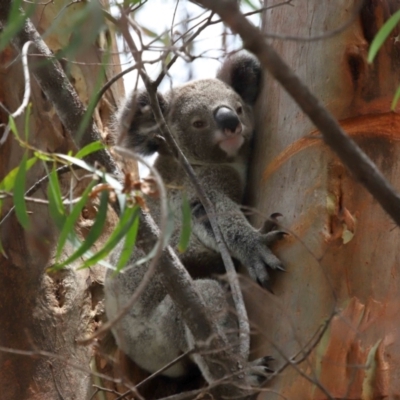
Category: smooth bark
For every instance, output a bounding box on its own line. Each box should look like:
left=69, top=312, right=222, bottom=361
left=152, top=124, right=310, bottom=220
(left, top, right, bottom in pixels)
left=246, top=1, right=400, bottom=398
left=0, top=1, right=122, bottom=398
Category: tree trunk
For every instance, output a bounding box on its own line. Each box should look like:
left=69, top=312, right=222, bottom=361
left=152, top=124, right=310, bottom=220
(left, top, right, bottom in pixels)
left=247, top=0, right=400, bottom=398
left=0, top=2, right=122, bottom=399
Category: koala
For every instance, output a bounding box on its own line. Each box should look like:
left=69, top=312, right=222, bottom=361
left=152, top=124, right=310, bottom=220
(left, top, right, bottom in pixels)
left=104, top=52, right=284, bottom=387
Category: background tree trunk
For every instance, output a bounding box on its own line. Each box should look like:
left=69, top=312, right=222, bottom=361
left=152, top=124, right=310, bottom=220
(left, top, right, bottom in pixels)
left=246, top=0, right=400, bottom=398
left=0, top=2, right=123, bottom=399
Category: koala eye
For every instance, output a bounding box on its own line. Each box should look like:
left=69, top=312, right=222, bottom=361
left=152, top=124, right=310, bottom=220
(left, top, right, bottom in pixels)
left=192, top=120, right=206, bottom=129
left=236, top=106, right=243, bottom=115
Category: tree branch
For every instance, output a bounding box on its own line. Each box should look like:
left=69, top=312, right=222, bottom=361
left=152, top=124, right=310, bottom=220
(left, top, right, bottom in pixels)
left=0, top=1, right=117, bottom=172
left=118, top=8, right=251, bottom=361
left=193, top=0, right=400, bottom=228
left=0, top=2, right=256, bottom=397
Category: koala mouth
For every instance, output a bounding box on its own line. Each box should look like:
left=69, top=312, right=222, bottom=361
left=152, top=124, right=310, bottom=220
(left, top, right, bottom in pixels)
left=218, top=129, right=245, bottom=157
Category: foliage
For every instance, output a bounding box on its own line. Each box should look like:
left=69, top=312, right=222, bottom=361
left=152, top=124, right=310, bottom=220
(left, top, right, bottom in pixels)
left=0, top=117, right=189, bottom=272
left=0, top=120, right=145, bottom=271
left=367, top=9, right=400, bottom=109
left=0, top=0, right=262, bottom=272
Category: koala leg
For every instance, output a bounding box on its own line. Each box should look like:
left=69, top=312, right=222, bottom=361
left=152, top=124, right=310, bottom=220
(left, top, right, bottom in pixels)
left=107, top=276, right=235, bottom=380
left=184, top=279, right=240, bottom=384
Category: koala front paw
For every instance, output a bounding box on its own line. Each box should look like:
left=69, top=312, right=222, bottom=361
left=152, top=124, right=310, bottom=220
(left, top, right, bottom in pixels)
left=246, top=356, right=274, bottom=386
left=245, top=231, right=286, bottom=290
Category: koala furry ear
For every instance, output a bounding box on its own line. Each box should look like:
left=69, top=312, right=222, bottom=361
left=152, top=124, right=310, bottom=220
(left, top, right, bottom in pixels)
left=217, top=51, right=262, bottom=105
left=114, top=90, right=169, bottom=156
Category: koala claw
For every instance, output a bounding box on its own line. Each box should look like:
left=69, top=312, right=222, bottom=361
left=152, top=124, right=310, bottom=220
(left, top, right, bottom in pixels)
left=245, top=235, right=285, bottom=290
left=261, top=212, right=283, bottom=233
left=247, top=356, right=274, bottom=385
left=262, top=243, right=284, bottom=270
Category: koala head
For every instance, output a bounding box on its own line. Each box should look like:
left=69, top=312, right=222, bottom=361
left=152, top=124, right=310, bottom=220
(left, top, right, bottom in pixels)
left=115, top=51, right=262, bottom=163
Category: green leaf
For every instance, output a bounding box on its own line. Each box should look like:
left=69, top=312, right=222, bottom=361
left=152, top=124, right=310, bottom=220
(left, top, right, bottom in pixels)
left=141, top=25, right=159, bottom=39
left=0, top=156, right=37, bottom=217
left=34, top=151, right=55, bottom=162
left=0, top=239, right=5, bottom=258
left=114, top=206, right=140, bottom=273
left=368, top=9, right=400, bottom=63
left=79, top=205, right=139, bottom=269
left=56, top=154, right=121, bottom=189
left=242, top=0, right=258, bottom=11
left=178, top=194, right=192, bottom=253
left=24, top=103, right=32, bottom=141
left=47, top=167, right=66, bottom=230
left=0, top=157, right=37, bottom=191
left=75, top=141, right=105, bottom=159
left=56, top=153, right=125, bottom=211
left=8, top=116, right=19, bottom=139
left=13, top=153, right=30, bottom=229
left=53, top=189, right=110, bottom=269
left=128, top=209, right=174, bottom=268
left=391, top=84, right=400, bottom=110
left=124, top=0, right=145, bottom=6
left=55, top=180, right=97, bottom=261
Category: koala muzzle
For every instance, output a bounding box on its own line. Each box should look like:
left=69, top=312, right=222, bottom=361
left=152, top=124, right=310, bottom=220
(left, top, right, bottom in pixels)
left=214, top=106, right=241, bottom=135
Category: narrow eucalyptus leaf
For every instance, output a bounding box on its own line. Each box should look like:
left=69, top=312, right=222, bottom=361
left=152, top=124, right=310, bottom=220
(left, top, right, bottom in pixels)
left=55, top=180, right=97, bottom=261
left=56, top=153, right=125, bottom=211
left=368, top=9, right=400, bottom=63
left=81, top=205, right=139, bottom=269
left=47, top=167, right=66, bottom=230
left=0, top=240, right=5, bottom=257
left=13, top=153, right=30, bottom=229
left=56, top=154, right=122, bottom=189
left=34, top=152, right=54, bottom=162
left=75, top=141, right=105, bottom=159
left=114, top=207, right=140, bottom=273
left=178, top=194, right=192, bottom=253
left=391, top=85, right=400, bottom=110
left=0, top=157, right=37, bottom=191
left=8, top=116, right=19, bottom=139
left=56, top=189, right=110, bottom=269
left=242, top=0, right=258, bottom=11
left=0, top=156, right=37, bottom=218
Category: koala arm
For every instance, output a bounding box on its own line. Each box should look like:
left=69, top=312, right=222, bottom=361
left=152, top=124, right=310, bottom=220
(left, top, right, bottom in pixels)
left=190, top=190, right=284, bottom=289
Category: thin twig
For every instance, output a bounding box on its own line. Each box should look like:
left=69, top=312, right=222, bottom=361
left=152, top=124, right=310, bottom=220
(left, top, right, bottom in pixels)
left=0, top=165, right=72, bottom=226
left=119, top=7, right=250, bottom=362
left=0, top=7, right=118, bottom=171
left=115, top=10, right=262, bottom=398
left=95, top=62, right=137, bottom=108
left=115, top=350, right=195, bottom=400
left=0, top=40, right=32, bottom=145
left=0, top=345, right=124, bottom=386
left=0, top=191, right=83, bottom=205
left=195, top=0, right=400, bottom=229
left=78, top=147, right=168, bottom=344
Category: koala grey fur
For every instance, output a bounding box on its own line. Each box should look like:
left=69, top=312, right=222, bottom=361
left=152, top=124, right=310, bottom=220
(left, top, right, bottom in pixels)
left=104, top=52, right=283, bottom=385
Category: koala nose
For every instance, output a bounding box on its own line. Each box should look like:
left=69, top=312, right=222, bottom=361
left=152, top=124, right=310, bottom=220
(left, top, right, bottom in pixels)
left=214, top=107, right=240, bottom=133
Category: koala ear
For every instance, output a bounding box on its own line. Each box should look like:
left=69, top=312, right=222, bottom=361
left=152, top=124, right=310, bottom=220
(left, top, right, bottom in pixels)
left=217, top=51, right=262, bottom=105
left=114, top=90, right=169, bottom=156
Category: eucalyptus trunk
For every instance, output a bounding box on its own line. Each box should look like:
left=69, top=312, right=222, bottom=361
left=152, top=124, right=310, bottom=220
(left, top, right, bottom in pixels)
left=0, top=2, right=123, bottom=398
left=247, top=1, right=400, bottom=398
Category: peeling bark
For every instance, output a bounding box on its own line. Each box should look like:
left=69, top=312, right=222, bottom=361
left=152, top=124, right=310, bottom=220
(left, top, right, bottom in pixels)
left=245, top=0, right=400, bottom=398
left=0, top=1, right=122, bottom=398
